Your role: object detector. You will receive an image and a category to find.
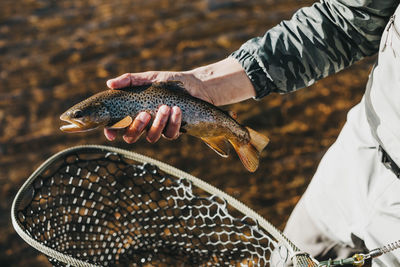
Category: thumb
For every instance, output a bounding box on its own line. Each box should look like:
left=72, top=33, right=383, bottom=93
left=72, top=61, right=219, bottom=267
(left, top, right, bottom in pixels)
left=106, top=74, right=132, bottom=89
left=107, top=72, right=160, bottom=89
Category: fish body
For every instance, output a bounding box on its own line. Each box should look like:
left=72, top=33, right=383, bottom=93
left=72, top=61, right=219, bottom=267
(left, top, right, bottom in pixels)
left=60, top=81, right=269, bottom=172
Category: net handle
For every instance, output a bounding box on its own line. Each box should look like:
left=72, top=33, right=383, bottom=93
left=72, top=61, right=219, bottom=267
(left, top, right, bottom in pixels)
left=11, top=144, right=307, bottom=266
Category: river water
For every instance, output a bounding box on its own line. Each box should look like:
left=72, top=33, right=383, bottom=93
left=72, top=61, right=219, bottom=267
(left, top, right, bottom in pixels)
left=0, top=0, right=374, bottom=265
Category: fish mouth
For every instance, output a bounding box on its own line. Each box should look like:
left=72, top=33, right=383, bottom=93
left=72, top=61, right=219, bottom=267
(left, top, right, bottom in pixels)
left=60, top=113, right=98, bottom=133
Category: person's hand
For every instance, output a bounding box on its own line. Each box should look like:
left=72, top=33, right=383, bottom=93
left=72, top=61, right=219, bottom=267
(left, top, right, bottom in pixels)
left=103, top=57, right=256, bottom=144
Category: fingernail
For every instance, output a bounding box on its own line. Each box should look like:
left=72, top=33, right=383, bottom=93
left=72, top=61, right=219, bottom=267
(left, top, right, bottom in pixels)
left=123, top=135, right=134, bottom=143
left=106, top=80, right=113, bottom=88
left=137, top=112, right=150, bottom=123
left=159, top=105, right=170, bottom=116
left=123, top=130, right=138, bottom=143
left=104, top=129, right=116, bottom=141
left=171, top=106, right=181, bottom=121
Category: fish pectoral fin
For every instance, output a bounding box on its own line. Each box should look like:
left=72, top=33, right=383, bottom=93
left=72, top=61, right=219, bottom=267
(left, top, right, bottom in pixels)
left=201, top=136, right=230, bottom=158
left=107, top=116, right=133, bottom=129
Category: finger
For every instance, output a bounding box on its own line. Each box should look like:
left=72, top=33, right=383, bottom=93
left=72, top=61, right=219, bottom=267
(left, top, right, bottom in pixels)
left=162, top=106, right=182, bottom=139
left=123, top=112, right=151, bottom=143
left=104, top=128, right=117, bottom=141
left=106, top=72, right=160, bottom=89
left=146, top=105, right=171, bottom=143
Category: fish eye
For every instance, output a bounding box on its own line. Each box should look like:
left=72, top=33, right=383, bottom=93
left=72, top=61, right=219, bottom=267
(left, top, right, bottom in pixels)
left=72, top=110, right=83, bottom=119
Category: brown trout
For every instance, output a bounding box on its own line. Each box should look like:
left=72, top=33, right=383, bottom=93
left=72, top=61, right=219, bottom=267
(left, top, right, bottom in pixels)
left=60, top=81, right=269, bottom=172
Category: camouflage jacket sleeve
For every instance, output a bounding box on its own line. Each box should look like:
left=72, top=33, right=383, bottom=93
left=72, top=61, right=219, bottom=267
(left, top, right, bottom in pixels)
left=231, top=0, right=399, bottom=99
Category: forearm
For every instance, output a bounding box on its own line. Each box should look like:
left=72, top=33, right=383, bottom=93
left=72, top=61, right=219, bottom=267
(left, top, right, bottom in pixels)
left=232, top=0, right=398, bottom=99
left=186, top=57, right=256, bottom=106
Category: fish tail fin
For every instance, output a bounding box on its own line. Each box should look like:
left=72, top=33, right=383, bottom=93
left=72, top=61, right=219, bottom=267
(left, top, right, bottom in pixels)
left=228, top=128, right=269, bottom=172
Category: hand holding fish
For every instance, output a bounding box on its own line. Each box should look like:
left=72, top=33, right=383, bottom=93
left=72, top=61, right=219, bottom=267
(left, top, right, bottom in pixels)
left=60, top=57, right=269, bottom=172
left=104, top=70, right=207, bottom=143
left=104, top=57, right=257, bottom=144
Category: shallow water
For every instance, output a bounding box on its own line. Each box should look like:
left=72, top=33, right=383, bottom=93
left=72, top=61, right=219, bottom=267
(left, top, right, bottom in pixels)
left=0, top=0, right=374, bottom=265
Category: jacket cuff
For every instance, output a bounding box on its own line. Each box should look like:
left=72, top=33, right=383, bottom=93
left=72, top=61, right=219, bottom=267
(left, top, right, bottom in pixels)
left=230, top=49, right=274, bottom=100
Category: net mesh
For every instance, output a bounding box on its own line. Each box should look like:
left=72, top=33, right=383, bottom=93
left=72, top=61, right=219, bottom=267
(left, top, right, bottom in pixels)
left=12, top=146, right=318, bottom=267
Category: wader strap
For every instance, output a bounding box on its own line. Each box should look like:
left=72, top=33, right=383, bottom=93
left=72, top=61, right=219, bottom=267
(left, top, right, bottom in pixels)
left=379, top=146, right=400, bottom=178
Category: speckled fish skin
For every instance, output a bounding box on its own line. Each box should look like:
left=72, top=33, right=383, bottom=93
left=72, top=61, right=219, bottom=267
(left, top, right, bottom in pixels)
left=62, top=81, right=247, bottom=139
left=60, top=81, right=269, bottom=172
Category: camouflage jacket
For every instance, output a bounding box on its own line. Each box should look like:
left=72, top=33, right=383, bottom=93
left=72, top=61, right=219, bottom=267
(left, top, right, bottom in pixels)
left=231, top=0, right=400, bottom=99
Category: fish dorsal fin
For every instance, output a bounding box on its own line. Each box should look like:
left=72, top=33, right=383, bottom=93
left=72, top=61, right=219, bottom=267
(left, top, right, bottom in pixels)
left=107, top=116, right=133, bottom=129
left=201, top=136, right=230, bottom=158
left=158, top=80, right=184, bottom=87
left=119, top=84, right=152, bottom=93
left=154, top=81, right=189, bottom=94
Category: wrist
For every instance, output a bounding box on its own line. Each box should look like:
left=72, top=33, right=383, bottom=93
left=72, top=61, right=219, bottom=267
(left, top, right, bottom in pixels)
left=186, top=57, right=256, bottom=105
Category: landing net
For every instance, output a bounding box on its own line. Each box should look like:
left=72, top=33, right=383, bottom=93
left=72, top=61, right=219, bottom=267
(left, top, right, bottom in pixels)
left=11, top=145, right=318, bottom=267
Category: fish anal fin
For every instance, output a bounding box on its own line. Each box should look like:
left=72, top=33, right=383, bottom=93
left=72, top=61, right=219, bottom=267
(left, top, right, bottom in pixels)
left=229, top=139, right=259, bottom=172
left=201, top=136, right=230, bottom=158
left=246, top=127, right=269, bottom=153
left=107, top=116, right=133, bottom=129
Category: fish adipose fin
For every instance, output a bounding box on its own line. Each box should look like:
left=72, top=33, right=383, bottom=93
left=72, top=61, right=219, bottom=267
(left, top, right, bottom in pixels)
left=229, top=128, right=269, bottom=172
left=228, top=111, right=237, bottom=120
left=201, top=136, right=230, bottom=157
left=107, top=116, right=133, bottom=129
